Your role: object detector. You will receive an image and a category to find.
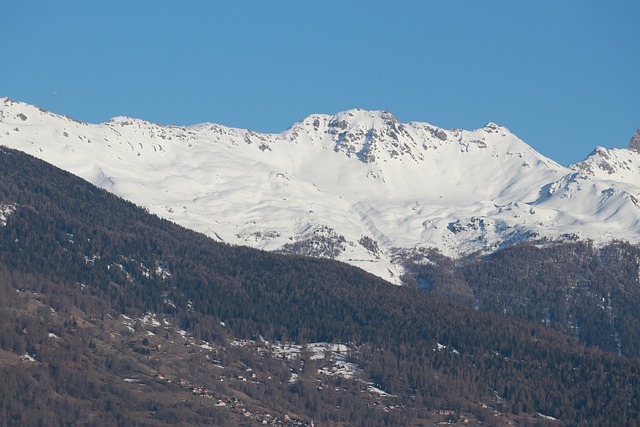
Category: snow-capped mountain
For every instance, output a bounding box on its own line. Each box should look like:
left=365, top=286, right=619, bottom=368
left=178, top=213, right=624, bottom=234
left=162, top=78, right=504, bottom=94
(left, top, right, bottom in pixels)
left=571, top=129, right=640, bottom=186
left=1, top=97, right=639, bottom=284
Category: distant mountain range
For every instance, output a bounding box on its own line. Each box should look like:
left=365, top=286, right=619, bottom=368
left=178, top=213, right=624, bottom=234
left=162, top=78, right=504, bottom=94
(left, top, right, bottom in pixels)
left=1, top=97, right=639, bottom=284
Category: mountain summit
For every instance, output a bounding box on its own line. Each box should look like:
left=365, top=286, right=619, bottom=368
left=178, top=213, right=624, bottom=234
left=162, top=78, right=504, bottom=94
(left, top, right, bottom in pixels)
left=629, top=128, right=640, bottom=152
left=1, top=97, right=639, bottom=283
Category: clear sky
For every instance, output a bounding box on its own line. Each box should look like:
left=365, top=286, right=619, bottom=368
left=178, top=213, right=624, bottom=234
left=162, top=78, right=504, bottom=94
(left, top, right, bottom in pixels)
left=2, top=1, right=638, bottom=165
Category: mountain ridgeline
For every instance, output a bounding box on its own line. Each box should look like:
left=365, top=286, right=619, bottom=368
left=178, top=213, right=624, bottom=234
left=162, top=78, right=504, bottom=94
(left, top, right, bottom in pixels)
left=3, top=97, right=640, bottom=286
left=0, top=148, right=639, bottom=425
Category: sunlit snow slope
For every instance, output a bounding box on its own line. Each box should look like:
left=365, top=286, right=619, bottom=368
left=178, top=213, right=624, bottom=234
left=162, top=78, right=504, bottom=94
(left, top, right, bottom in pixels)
left=2, top=98, right=639, bottom=284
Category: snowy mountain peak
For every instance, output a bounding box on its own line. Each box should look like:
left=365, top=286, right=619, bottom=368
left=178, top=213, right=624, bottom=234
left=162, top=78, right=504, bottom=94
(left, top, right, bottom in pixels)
left=482, top=122, right=506, bottom=132
left=570, top=130, right=640, bottom=188
left=1, top=97, right=37, bottom=119
left=328, top=108, right=398, bottom=128
left=2, top=100, right=640, bottom=285
left=1, top=97, right=15, bottom=106
left=324, top=109, right=419, bottom=163
left=106, top=116, right=154, bottom=127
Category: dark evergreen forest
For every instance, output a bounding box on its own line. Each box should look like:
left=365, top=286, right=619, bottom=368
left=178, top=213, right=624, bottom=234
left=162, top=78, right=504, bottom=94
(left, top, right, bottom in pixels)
left=403, top=238, right=640, bottom=358
left=0, top=147, right=639, bottom=426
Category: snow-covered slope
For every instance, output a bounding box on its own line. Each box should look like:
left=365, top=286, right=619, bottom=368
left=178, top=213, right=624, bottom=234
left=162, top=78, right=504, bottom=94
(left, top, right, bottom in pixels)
left=571, top=129, right=640, bottom=186
left=1, top=97, right=639, bottom=284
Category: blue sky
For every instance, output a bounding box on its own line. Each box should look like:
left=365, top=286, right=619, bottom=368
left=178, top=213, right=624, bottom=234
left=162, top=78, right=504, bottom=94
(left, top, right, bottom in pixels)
left=2, top=1, right=638, bottom=165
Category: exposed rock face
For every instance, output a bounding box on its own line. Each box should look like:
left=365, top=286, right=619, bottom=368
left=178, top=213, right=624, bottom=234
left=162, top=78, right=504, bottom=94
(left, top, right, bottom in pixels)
left=629, top=129, right=640, bottom=152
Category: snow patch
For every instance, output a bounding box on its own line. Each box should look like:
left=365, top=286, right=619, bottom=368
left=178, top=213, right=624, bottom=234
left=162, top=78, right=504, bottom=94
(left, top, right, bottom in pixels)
left=0, top=203, right=16, bottom=226
left=20, top=353, right=36, bottom=362
left=141, top=312, right=161, bottom=327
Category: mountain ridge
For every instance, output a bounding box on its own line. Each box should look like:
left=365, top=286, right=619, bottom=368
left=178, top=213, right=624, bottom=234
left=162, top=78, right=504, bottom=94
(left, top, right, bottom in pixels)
left=571, top=130, right=640, bottom=187
left=1, top=97, right=639, bottom=284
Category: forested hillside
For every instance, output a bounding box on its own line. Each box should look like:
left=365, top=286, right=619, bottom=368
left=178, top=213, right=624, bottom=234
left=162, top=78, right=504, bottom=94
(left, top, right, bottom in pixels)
left=403, top=240, right=640, bottom=358
left=0, top=146, right=639, bottom=426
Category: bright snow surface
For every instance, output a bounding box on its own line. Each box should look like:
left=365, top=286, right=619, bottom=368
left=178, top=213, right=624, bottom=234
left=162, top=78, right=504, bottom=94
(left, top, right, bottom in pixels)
left=2, top=98, right=640, bottom=284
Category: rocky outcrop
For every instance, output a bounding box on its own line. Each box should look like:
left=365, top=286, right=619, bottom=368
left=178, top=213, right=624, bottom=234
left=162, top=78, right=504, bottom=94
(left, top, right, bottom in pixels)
left=629, top=129, right=640, bottom=152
